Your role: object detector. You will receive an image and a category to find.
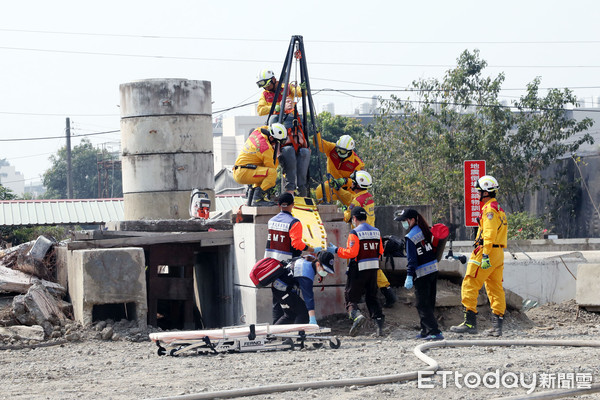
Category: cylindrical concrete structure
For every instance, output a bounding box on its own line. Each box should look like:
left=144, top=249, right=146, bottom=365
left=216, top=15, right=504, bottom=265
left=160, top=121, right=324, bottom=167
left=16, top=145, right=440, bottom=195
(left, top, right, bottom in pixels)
left=120, top=79, right=214, bottom=220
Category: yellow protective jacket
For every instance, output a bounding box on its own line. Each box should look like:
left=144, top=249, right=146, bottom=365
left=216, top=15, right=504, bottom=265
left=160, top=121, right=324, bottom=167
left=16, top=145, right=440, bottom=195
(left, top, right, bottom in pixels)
left=313, top=131, right=365, bottom=180
left=257, top=84, right=303, bottom=116
left=234, top=127, right=279, bottom=169
left=476, top=198, right=508, bottom=254
left=344, top=189, right=376, bottom=227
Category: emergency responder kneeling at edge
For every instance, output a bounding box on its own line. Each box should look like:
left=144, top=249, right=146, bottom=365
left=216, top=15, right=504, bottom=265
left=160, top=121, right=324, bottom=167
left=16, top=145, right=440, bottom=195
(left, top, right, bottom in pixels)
left=329, top=206, right=385, bottom=336
left=271, top=251, right=335, bottom=325
left=232, top=123, right=287, bottom=207
left=396, top=209, right=443, bottom=341
left=450, top=175, right=508, bottom=337
left=339, top=170, right=397, bottom=308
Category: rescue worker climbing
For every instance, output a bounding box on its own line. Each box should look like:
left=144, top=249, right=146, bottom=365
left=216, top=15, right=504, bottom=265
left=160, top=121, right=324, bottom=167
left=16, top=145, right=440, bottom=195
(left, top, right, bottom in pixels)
left=256, top=69, right=310, bottom=196
left=232, top=123, right=287, bottom=206
left=256, top=69, right=303, bottom=125
left=329, top=206, right=385, bottom=337
left=339, top=170, right=396, bottom=308
left=450, top=175, right=508, bottom=337
left=313, top=133, right=364, bottom=205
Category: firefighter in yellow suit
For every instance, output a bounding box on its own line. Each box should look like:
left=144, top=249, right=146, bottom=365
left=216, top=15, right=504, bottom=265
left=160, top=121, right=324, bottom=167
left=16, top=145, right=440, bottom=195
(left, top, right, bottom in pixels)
left=338, top=170, right=396, bottom=308
left=313, top=132, right=364, bottom=205
left=233, top=123, right=287, bottom=206
left=450, top=175, right=508, bottom=336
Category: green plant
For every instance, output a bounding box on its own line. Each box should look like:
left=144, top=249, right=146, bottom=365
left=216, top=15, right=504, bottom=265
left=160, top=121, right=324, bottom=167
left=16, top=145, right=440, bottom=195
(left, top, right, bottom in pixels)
left=507, top=212, right=548, bottom=240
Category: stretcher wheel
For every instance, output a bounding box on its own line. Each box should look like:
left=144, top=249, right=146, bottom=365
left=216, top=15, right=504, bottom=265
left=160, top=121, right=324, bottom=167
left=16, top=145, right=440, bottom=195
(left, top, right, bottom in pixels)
left=170, top=349, right=180, bottom=357
left=157, top=346, right=167, bottom=356
left=329, top=338, right=341, bottom=349
left=312, top=342, right=324, bottom=349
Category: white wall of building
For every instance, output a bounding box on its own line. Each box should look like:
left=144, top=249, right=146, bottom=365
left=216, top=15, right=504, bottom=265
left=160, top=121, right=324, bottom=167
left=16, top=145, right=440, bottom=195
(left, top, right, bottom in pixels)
left=0, top=165, right=25, bottom=196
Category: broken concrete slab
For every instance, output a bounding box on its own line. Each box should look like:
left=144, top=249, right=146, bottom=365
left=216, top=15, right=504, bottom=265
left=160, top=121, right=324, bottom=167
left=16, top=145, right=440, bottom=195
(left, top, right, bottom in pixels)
left=0, top=264, right=65, bottom=296
left=576, top=263, right=600, bottom=308
left=12, top=283, right=68, bottom=336
left=0, top=325, right=45, bottom=341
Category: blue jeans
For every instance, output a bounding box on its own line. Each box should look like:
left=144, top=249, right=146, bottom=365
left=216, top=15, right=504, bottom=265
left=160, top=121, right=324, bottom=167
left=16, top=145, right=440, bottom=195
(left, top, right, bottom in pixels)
left=279, top=146, right=311, bottom=193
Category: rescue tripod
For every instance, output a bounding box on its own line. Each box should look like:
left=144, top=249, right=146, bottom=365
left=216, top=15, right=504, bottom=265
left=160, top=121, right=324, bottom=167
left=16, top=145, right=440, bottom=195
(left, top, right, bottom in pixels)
left=247, top=35, right=328, bottom=206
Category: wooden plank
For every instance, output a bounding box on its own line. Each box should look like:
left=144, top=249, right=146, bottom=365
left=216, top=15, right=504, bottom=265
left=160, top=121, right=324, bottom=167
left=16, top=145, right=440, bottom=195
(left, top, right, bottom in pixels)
left=67, top=230, right=233, bottom=250
left=0, top=265, right=65, bottom=295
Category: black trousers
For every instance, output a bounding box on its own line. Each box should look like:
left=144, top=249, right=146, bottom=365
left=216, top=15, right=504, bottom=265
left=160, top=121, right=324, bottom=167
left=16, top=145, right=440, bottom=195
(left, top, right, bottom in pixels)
left=414, top=271, right=441, bottom=336
left=271, top=287, right=309, bottom=325
left=345, top=265, right=383, bottom=320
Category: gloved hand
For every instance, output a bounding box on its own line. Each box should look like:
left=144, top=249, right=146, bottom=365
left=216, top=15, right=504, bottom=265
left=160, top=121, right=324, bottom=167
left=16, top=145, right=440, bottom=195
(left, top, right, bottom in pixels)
left=481, top=254, right=492, bottom=269
left=331, top=177, right=346, bottom=190
left=327, top=242, right=338, bottom=254
left=299, top=81, right=307, bottom=90
left=313, top=246, right=323, bottom=253
left=275, top=104, right=281, bottom=113
left=404, top=275, right=414, bottom=290
left=309, top=315, right=317, bottom=325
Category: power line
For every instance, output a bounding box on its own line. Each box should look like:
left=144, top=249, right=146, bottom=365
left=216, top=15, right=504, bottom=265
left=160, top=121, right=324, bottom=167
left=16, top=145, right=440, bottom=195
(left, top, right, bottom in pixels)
left=3, top=45, right=600, bottom=68
left=2, top=28, right=600, bottom=45
left=0, top=130, right=119, bottom=142
left=0, top=110, right=118, bottom=117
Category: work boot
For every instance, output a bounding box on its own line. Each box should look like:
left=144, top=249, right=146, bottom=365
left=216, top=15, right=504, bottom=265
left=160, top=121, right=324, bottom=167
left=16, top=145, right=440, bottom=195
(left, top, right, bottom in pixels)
left=450, top=309, right=478, bottom=334
left=485, top=313, right=504, bottom=337
left=251, top=188, right=275, bottom=207
left=375, top=316, right=385, bottom=337
left=349, top=310, right=366, bottom=337
left=380, top=286, right=397, bottom=308
left=298, top=186, right=308, bottom=198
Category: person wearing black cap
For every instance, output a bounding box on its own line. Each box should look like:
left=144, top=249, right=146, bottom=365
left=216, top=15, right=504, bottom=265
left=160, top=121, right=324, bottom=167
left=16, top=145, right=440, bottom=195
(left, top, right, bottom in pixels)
left=395, top=208, right=443, bottom=340
left=271, top=251, right=336, bottom=325
left=329, top=206, right=385, bottom=336
left=264, top=193, right=315, bottom=261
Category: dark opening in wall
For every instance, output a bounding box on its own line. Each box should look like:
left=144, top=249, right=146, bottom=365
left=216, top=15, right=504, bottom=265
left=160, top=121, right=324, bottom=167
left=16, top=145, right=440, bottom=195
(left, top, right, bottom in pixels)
left=92, top=302, right=136, bottom=323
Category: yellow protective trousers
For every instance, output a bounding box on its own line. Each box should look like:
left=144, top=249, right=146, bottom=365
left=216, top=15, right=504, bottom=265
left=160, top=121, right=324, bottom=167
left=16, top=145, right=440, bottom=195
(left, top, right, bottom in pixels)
left=377, top=269, right=390, bottom=289
left=460, top=246, right=506, bottom=316
left=232, top=166, right=277, bottom=191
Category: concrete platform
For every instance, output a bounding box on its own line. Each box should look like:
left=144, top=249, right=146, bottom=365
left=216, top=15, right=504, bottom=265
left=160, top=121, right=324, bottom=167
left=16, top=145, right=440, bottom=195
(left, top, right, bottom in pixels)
left=66, top=247, right=147, bottom=328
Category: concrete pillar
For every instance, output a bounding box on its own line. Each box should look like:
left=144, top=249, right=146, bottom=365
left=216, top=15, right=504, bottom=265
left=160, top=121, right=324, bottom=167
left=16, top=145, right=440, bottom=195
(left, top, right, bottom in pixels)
left=119, top=79, right=214, bottom=220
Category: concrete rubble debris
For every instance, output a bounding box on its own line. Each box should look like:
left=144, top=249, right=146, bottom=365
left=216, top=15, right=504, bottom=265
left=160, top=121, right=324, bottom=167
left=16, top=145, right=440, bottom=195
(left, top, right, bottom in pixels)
left=12, top=283, right=68, bottom=337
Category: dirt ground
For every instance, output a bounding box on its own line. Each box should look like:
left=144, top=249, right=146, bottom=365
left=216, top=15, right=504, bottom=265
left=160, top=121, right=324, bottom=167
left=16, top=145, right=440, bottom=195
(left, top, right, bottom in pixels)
left=1, top=283, right=600, bottom=400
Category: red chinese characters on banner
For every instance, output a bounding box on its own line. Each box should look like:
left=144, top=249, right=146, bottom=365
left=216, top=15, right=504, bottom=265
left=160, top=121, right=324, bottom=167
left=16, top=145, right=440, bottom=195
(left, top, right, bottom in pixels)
left=464, top=160, right=486, bottom=227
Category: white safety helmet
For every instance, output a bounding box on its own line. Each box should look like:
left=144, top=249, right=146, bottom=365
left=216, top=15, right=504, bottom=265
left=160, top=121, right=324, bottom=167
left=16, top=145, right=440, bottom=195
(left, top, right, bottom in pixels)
left=475, top=175, right=499, bottom=192
left=352, top=170, right=373, bottom=189
left=269, top=123, right=288, bottom=141
left=256, top=69, right=275, bottom=88
left=335, top=135, right=355, bottom=158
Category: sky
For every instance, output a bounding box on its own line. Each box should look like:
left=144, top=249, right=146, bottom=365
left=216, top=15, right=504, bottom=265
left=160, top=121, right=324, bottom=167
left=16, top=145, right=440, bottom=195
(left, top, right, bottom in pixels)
left=1, top=0, right=600, bottom=187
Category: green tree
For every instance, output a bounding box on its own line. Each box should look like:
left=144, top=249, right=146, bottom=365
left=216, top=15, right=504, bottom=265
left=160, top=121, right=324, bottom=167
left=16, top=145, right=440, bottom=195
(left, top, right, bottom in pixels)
left=357, top=49, right=594, bottom=224
left=42, top=139, right=122, bottom=199
left=0, top=184, right=16, bottom=200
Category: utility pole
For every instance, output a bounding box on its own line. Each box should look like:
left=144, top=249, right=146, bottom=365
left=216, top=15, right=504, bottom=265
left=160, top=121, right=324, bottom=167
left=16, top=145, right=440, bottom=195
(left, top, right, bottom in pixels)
left=66, top=117, right=73, bottom=199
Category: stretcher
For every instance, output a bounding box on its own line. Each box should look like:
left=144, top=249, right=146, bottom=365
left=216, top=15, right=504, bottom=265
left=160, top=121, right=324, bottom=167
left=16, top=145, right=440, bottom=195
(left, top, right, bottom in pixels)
left=149, top=323, right=341, bottom=357
left=292, top=197, right=327, bottom=249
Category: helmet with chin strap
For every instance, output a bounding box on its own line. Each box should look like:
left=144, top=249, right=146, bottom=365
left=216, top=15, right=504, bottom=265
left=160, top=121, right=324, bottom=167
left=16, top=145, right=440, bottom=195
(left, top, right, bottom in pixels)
left=351, top=170, right=372, bottom=189
left=335, top=135, right=355, bottom=159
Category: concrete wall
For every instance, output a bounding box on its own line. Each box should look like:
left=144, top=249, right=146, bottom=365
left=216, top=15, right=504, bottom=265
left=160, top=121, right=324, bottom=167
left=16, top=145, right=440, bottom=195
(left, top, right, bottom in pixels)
left=66, top=247, right=147, bottom=328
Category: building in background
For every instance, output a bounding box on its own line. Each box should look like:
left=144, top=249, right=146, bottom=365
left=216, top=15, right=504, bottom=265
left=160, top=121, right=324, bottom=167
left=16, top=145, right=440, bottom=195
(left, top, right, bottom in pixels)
left=0, top=165, right=25, bottom=196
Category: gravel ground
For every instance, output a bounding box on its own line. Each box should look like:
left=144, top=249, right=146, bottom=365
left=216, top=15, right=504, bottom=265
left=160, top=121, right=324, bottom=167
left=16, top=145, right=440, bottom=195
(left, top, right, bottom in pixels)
left=1, top=294, right=600, bottom=400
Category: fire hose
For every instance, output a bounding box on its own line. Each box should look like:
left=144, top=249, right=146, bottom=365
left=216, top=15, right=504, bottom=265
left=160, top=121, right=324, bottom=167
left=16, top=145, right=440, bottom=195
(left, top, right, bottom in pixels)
left=145, top=339, right=600, bottom=400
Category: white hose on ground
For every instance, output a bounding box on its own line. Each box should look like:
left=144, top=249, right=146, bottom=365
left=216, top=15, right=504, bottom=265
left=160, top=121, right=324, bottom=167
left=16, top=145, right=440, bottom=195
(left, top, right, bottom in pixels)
left=145, top=339, right=600, bottom=400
